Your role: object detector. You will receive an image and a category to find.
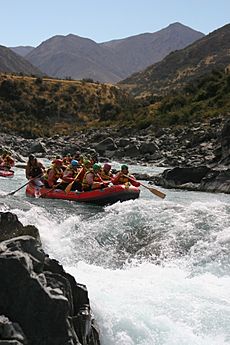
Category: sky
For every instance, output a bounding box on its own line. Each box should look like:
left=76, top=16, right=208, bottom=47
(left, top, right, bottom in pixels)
left=1, top=0, right=230, bottom=47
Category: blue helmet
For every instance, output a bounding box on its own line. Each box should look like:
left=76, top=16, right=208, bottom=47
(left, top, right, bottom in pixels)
left=71, top=159, right=78, bottom=167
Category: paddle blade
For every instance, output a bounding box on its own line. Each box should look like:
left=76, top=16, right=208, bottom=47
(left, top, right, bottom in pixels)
left=6, top=191, right=15, bottom=196
left=148, top=187, right=166, bottom=199
left=65, top=182, right=73, bottom=194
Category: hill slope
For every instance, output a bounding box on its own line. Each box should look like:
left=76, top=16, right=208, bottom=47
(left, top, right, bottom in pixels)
left=25, top=34, right=124, bottom=83
left=101, top=22, right=204, bottom=78
left=25, top=23, right=204, bottom=83
left=120, top=24, right=230, bottom=96
left=10, top=46, right=35, bottom=57
left=0, top=45, right=42, bottom=76
left=0, top=74, right=137, bottom=137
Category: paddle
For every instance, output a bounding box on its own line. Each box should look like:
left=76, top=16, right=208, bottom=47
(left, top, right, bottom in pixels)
left=65, top=168, right=83, bottom=194
left=124, top=175, right=166, bottom=199
left=38, top=180, right=64, bottom=198
left=7, top=174, right=43, bottom=196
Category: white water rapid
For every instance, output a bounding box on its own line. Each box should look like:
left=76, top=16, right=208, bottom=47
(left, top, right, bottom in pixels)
left=1, top=164, right=230, bottom=345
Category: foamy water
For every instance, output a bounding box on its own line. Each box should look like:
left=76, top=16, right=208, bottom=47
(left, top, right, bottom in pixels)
left=1, top=166, right=230, bottom=345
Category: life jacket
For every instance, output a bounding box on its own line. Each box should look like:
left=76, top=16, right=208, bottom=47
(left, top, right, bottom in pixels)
left=43, top=166, right=62, bottom=181
left=82, top=170, right=101, bottom=190
left=2, top=156, right=14, bottom=169
left=100, top=169, right=112, bottom=181
left=115, top=174, right=129, bottom=184
left=27, top=163, right=43, bottom=178
left=62, top=165, right=79, bottom=183
left=66, top=165, right=78, bottom=177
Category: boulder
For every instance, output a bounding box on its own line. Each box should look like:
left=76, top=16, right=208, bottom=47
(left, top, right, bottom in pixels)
left=0, top=212, right=40, bottom=243
left=0, top=315, right=27, bottom=345
left=116, top=138, right=130, bottom=148
left=123, top=144, right=140, bottom=158
left=162, top=166, right=210, bottom=185
left=94, top=138, right=117, bottom=153
left=29, top=141, right=46, bottom=154
left=139, top=142, right=159, bottom=155
left=0, top=212, right=100, bottom=345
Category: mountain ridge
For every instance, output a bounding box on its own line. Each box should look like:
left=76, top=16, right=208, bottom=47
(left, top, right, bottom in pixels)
left=0, top=45, right=42, bottom=76
left=23, top=22, right=204, bottom=83
left=120, top=23, right=230, bottom=96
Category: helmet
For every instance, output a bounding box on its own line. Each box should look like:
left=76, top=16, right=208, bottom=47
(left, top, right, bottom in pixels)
left=83, top=159, right=91, bottom=166
left=71, top=159, right=78, bottom=167
left=121, top=164, right=128, bottom=170
left=93, top=163, right=101, bottom=171
left=53, top=159, right=62, bottom=166
left=103, top=163, right=111, bottom=171
left=29, top=154, right=35, bottom=160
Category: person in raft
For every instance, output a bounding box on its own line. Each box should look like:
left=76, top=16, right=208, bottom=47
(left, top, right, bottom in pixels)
left=61, top=159, right=82, bottom=191
left=25, top=154, right=45, bottom=187
left=82, top=163, right=109, bottom=191
left=0, top=152, right=15, bottom=171
left=43, top=159, right=64, bottom=189
left=112, top=164, right=140, bottom=187
left=100, top=163, right=113, bottom=181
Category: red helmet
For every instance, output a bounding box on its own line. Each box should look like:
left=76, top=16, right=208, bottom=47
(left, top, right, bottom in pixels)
left=53, top=159, right=62, bottom=166
left=103, top=163, right=111, bottom=171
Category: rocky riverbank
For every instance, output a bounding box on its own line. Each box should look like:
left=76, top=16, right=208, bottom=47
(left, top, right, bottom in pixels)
left=0, top=212, right=100, bottom=345
left=0, top=116, right=229, bottom=194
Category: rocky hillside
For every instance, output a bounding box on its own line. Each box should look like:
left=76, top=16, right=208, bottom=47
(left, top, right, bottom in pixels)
left=0, top=45, right=42, bottom=76
left=120, top=23, right=230, bottom=97
left=24, top=23, right=203, bottom=83
left=0, top=74, right=138, bottom=137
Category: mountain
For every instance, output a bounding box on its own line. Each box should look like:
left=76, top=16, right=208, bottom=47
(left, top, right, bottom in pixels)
left=10, top=46, right=35, bottom=57
left=0, top=45, right=42, bottom=76
left=101, top=22, right=204, bottom=79
left=25, top=34, right=124, bottom=83
left=120, top=23, right=230, bottom=96
left=24, top=23, right=204, bottom=83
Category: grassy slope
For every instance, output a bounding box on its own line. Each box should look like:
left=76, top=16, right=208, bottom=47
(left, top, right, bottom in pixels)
left=1, top=69, right=230, bottom=138
left=0, top=74, right=138, bottom=137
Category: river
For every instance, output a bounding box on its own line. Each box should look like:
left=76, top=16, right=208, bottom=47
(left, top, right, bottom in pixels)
left=0, top=162, right=230, bottom=345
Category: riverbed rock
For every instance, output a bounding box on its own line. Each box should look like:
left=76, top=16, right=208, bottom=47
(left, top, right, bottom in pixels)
left=0, top=315, right=27, bottom=345
left=220, top=119, right=230, bottom=165
left=0, top=212, right=100, bottom=345
left=152, top=166, right=230, bottom=194
left=0, top=115, right=230, bottom=172
left=0, top=212, right=40, bottom=243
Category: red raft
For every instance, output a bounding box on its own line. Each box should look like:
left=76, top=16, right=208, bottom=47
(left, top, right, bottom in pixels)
left=0, top=170, right=14, bottom=178
left=26, top=183, right=140, bottom=205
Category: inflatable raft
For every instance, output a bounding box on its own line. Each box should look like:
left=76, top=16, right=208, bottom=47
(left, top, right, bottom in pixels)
left=26, top=183, right=140, bottom=205
left=0, top=170, right=14, bottom=177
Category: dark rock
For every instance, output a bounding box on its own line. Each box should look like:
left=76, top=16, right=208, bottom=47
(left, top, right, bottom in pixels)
left=153, top=166, right=230, bottom=194
left=123, top=144, right=140, bottom=158
left=62, top=145, right=81, bottom=156
left=0, top=212, right=100, bottom=345
left=0, top=315, right=27, bottom=344
left=95, top=138, right=117, bottom=153
left=162, top=166, right=210, bottom=185
left=116, top=138, right=130, bottom=148
left=0, top=212, right=40, bottom=243
left=139, top=142, right=159, bottom=154
left=220, top=119, right=230, bottom=164
left=29, top=141, right=46, bottom=154
left=200, top=169, right=230, bottom=193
